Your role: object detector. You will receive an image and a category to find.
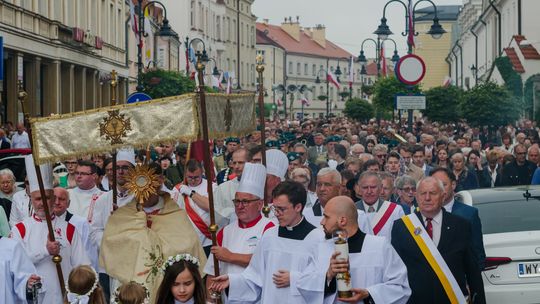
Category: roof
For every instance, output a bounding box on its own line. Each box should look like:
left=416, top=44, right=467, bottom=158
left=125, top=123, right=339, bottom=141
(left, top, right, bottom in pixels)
left=415, top=5, right=461, bottom=22
left=513, top=35, right=540, bottom=60
left=504, top=47, right=525, bottom=73
left=256, top=22, right=352, bottom=59
left=256, top=29, right=283, bottom=49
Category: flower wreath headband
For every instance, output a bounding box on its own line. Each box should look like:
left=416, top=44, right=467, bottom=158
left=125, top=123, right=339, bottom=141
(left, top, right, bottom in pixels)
left=65, top=266, right=99, bottom=304
left=161, top=253, right=200, bottom=273
left=111, top=282, right=150, bottom=304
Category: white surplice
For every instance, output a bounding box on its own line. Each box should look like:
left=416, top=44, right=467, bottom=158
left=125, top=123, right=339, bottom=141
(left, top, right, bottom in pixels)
left=10, top=215, right=91, bottom=304
left=8, top=190, right=31, bottom=227
left=298, top=233, right=411, bottom=304
left=227, top=220, right=324, bottom=304
left=303, top=205, right=373, bottom=235
left=0, top=237, right=37, bottom=304
left=212, top=177, right=239, bottom=223
left=68, top=186, right=105, bottom=222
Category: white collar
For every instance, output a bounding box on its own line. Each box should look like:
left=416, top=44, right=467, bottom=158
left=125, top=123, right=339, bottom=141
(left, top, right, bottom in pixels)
left=286, top=216, right=304, bottom=231
left=443, top=198, right=455, bottom=213
left=422, top=209, right=443, bottom=224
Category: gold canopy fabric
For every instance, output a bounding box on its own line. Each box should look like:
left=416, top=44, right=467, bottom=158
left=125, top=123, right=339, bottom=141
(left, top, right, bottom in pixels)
left=99, top=195, right=207, bottom=301
left=30, top=92, right=256, bottom=164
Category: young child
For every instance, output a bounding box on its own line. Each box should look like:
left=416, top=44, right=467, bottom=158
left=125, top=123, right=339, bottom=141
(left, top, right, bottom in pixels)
left=155, top=253, right=206, bottom=304
left=65, top=265, right=106, bottom=304
left=111, top=281, right=150, bottom=304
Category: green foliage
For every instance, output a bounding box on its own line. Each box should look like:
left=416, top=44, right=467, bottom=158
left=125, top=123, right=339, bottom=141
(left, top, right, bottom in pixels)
left=494, top=56, right=523, bottom=98
left=255, top=103, right=274, bottom=118
left=372, top=76, right=420, bottom=116
left=362, top=84, right=374, bottom=96
left=422, top=86, right=463, bottom=123
left=459, top=82, right=520, bottom=127
left=317, top=95, right=328, bottom=101
left=343, top=98, right=375, bottom=122
left=140, top=69, right=195, bottom=99
left=524, top=74, right=540, bottom=121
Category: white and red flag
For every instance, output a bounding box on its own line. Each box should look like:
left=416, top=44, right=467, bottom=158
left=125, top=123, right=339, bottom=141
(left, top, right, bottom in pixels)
left=300, top=97, right=310, bottom=106
left=327, top=71, right=341, bottom=89
left=128, top=0, right=142, bottom=48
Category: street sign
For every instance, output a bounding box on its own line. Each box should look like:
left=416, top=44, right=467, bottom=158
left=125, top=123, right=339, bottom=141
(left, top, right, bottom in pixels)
left=395, top=94, right=426, bottom=110
left=395, top=54, right=426, bottom=86
left=126, top=92, right=152, bottom=104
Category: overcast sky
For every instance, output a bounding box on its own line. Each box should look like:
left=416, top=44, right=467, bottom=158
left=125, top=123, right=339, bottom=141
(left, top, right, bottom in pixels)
left=252, top=0, right=462, bottom=57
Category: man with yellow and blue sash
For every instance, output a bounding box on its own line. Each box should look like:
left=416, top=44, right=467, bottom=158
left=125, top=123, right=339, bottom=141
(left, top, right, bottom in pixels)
left=391, top=177, right=485, bottom=304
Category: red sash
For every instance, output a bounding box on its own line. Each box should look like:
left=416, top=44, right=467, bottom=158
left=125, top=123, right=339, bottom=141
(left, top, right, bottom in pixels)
left=184, top=195, right=211, bottom=239
left=372, top=203, right=397, bottom=235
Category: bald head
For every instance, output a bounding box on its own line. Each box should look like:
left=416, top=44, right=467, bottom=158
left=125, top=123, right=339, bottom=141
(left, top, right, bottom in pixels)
left=325, top=196, right=358, bottom=226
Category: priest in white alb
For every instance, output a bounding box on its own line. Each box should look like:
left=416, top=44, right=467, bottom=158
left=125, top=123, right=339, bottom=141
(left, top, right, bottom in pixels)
left=210, top=180, right=324, bottom=303
left=298, top=195, right=410, bottom=304
left=0, top=236, right=41, bottom=304
left=9, top=155, right=90, bottom=303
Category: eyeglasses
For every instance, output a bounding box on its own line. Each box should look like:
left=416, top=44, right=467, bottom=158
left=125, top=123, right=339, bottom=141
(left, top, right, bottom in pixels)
left=400, top=187, right=416, bottom=193
left=270, top=205, right=289, bottom=214
left=74, top=171, right=93, bottom=176
left=232, top=198, right=260, bottom=206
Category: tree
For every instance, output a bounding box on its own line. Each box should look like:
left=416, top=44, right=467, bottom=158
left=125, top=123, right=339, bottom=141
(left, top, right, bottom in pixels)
left=460, top=82, right=521, bottom=127
left=140, top=69, right=195, bottom=98
left=422, top=85, right=463, bottom=123
left=343, top=98, right=375, bottom=122
left=372, top=76, right=420, bottom=116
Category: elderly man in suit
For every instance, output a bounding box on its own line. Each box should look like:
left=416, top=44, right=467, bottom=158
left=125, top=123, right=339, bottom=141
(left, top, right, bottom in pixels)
left=391, top=177, right=486, bottom=304
left=430, top=167, right=486, bottom=270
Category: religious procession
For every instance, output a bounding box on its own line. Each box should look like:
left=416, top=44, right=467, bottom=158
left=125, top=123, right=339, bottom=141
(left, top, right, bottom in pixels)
left=1, top=48, right=500, bottom=304
left=3, top=0, right=540, bottom=302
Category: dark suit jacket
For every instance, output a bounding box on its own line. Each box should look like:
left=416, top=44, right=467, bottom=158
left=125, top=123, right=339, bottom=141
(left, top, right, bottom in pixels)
left=391, top=211, right=486, bottom=304
left=451, top=200, right=486, bottom=270
left=0, top=139, right=10, bottom=150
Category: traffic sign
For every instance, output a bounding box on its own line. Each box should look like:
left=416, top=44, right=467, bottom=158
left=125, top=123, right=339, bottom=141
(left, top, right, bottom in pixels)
left=395, top=94, right=426, bottom=110
left=395, top=54, right=426, bottom=86
left=126, top=92, right=152, bottom=104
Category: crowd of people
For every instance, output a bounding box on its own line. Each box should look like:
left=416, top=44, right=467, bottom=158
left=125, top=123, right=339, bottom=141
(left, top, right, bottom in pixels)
left=2, top=115, right=540, bottom=303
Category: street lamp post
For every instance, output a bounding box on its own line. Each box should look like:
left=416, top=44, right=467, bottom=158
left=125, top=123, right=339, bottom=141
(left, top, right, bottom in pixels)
left=374, top=0, right=446, bottom=129
left=135, top=0, right=176, bottom=92
left=315, top=68, right=331, bottom=118
left=357, top=37, right=400, bottom=78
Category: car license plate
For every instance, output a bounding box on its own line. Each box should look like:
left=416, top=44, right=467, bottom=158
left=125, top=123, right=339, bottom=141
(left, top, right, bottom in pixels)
left=518, top=262, right=540, bottom=278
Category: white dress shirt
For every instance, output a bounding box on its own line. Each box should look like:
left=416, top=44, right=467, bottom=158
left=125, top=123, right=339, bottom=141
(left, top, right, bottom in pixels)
left=422, top=210, right=443, bottom=247
left=443, top=198, right=455, bottom=213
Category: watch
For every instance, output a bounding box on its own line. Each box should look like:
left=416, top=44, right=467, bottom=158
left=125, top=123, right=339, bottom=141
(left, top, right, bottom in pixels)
left=189, top=190, right=196, bottom=198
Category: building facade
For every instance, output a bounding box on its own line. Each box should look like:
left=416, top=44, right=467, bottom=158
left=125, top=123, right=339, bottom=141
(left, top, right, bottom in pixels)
left=256, top=18, right=367, bottom=119
left=413, top=5, right=460, bottom=89
left=0, top=0, right=130, bottom=123
left=447, top=0, right=540, bottom=90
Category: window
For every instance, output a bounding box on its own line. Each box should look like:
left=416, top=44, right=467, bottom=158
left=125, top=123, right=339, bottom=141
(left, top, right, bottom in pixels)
left=22, top=0, right=32, bottom=10
left=190, top=1, right=195, bottom=28
left=216, top=17, right=221, bottom=41
left=78, top=0, right=86, bottom=29
left=226, top=58, right=230, bottom=71
left=233, top=20, right=236, bottom=43
left=289, top=62, right=293, bottom=74
left=312, top=64, right=316, bottom=76
left=110, top=3, right=115, bottom=45
left=39, top=0, right=48, bottom=17
left=304, top=64, right=308, bottom=75
left=297, top=63, right=301, bottom=75
left=53, top=0, right=62, bottom=21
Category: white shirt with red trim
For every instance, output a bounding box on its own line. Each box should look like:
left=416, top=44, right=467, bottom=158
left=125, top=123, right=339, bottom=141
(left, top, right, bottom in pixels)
left=9, top=215, right=90, bottom=304
left=365, top=200, right=404, bottom=240
left=204, top=215, right=274, bottom=276
left=176, top=179, right=217, bottom=247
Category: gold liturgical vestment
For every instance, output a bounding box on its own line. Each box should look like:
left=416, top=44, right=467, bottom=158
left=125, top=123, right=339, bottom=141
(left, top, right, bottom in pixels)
left=99, top=195, right=207, bottom=299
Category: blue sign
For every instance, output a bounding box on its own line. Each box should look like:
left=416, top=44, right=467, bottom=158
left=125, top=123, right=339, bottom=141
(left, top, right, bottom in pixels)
left=127, top=92, right=152, bottom=104
left=0, top=37, right=3, bottom=81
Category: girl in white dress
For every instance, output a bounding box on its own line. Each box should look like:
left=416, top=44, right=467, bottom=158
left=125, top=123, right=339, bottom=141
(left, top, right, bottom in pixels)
left=156, top=254, right=206, bottom=304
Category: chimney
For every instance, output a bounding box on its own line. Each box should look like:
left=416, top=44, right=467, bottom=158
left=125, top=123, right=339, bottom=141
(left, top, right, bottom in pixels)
left=312, top=24, right=326, bottom=48
left=281, top=16, right=301, bottom=42
left=263, top=18, right=269, bottom=25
